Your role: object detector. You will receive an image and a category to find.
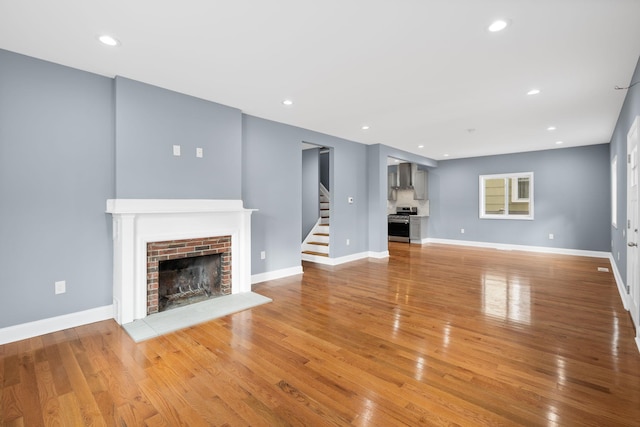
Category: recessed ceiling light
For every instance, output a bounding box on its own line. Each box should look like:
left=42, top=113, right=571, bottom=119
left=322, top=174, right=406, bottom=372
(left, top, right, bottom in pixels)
left=361, top=125, right=370, bottom=130
left=488, top=20, right=508, bottom=32
left=98, top=35, right=120, bottom=46
left=443, top=154, right=450, bottom=157
left=547, top=126, right=557, bottom=131
left=282, top=99, right=293, bottom=106
left=418, top=145, right=424, bottom=149
left=527, top=89, right=541, bottom=95
left=555, top=141, right=564, bottom=145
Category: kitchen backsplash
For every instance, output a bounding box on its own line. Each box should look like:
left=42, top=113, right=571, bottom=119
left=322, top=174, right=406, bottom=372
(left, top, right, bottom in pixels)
left=388, top=189, right=430, bottom=215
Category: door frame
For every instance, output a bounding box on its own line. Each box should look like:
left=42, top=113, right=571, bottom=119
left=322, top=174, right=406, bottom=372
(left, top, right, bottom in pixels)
left=626, top=115, right=640, bottom=342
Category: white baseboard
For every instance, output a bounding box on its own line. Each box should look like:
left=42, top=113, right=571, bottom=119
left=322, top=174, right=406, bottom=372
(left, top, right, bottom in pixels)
left=368, top=250, right=390, bottom=259
left=302, top=250, right=389, bottom=266
left=609, top=256, right=640, bottom=354
left=425, top=238, right=611, bottom=258
left=0, top=305, right=114, bottom=345
left=608, top=253, right=629, bottom=311
left=251, top=266, right=303, bottom=284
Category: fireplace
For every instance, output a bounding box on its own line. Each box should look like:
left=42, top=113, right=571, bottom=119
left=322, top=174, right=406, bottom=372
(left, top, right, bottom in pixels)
left=106, top=199, right=255, bottom=324
left=147, top=236, right=232, bottom=314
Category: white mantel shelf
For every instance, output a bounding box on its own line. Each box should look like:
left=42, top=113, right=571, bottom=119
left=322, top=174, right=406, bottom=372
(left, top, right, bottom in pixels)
left=106, top=199, right=256, bottom=325
left=106, top=199, right=255, bottom=214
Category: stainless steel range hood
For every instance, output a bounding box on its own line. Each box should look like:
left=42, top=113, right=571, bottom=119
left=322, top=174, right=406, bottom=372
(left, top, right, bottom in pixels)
left=396, top=163, right=413, bottom=189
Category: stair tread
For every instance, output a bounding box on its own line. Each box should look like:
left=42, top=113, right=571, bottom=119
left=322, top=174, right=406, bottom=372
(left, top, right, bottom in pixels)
left=302, top=250, right=329, bottom=257
left=308, top=241, right=329, bottom=246
left=314, top=232, right=330, bottom=236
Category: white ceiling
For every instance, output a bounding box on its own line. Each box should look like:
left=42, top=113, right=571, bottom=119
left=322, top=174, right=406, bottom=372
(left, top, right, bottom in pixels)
left=1, top=0, right=639, bottom=161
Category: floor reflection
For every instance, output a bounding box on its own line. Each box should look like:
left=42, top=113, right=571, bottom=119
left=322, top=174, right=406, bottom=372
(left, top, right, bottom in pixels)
left=482, top=271, right=531, bottom=325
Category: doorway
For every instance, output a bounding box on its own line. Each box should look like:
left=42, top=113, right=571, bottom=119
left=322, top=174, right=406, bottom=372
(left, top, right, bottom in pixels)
left=301, top=143, right=332, bottom=259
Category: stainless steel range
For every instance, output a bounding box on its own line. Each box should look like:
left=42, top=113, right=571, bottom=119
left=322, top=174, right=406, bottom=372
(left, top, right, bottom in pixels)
left=388, top=206, right=417, bottom=242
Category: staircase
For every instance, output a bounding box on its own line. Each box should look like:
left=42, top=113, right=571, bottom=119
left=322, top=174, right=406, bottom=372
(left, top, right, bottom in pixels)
left=302, top=184, right=330, bottom=259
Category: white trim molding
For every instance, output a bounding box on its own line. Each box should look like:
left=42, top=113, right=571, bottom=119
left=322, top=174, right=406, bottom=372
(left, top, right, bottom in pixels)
left=0, top=305, right=113, bottom=345
left=609, top=253, right=629, bottom=311
left=608, top=254, right=640, bottom=353
left=425, top=238, right=611, bottom=258
left=252, top=266, right=303, bottom=284
left=302, top=251, right=389, bottom=266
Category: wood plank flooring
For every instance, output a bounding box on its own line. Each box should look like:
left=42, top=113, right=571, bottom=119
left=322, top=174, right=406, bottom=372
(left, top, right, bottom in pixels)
left=2, top=242, right=640, bottom=426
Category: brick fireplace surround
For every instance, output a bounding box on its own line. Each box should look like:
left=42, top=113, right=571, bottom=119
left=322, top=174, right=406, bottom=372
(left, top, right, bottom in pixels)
left=106, top=199, right=254, bottom=325
left=147, top=236, right=232, bottom=314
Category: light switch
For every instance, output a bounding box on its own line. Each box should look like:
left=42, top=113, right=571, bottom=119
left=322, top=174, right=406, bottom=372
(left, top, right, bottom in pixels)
left=55, top=280, right=66, bottom=295
left=196, top=147, right=203, bottom=158
left=173, top=145, right=181, bottom=156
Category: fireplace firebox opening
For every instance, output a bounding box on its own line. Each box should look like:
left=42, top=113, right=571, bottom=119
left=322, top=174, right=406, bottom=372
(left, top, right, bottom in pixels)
left=147, top=236, right=231, bottom=315
left=158, top=254, right=222, bottom=311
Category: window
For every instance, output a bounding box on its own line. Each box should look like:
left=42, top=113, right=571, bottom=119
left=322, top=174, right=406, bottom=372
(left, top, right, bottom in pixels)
left=612, top=155, right=617, bottom=228
left=511, top=177, right=530, bottom=202
left=479, top=172, right=534, bottom=220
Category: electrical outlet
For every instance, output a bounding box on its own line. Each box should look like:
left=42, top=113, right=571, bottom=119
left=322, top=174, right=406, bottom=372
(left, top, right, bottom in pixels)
left=173, top=145, right=181, bottom=156
left=548, top=233, right=554, bottom=240
left=260, top=251, right=266, bottom=260
left=460, top=228, right=465, bottom=234
left=55, top=280, right=66, bottom=295
left=196, top=147, right=203, bottom=158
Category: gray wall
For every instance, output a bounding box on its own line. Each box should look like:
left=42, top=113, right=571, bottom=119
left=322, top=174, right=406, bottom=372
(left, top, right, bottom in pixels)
left=302, top=148, right=320, bottom=241
left=0, top=50, right=114, bottom=328
left=242, top=116, right=304, bottom=274
left=427, top=144, right=611, bottom=251
left=332, top=136, right=369, bottom=258
left=114, top=77, right=242, bottom=199
left=243, top=115, right=374, bottom=274
left=610, top=56, right=640, bottom=282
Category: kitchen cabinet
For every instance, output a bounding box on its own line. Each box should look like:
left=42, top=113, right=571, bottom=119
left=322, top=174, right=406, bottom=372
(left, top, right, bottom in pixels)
left=410, top=216, right=428, bottom=243
left=413, top=169, right=428, bottom=200
left=388, top=171, right=397, bottom=201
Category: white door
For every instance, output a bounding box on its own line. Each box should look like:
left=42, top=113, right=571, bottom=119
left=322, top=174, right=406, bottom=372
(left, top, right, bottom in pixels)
left=626, top=116, right=640, bottom=328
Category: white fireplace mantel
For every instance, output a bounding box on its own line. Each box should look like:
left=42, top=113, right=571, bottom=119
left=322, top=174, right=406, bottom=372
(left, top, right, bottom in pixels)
left=106, top=199, right=255, bottom=324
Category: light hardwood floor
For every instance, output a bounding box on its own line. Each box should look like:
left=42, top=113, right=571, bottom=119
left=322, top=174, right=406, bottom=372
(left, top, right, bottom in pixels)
left=2, top=242, right=640, bottom=426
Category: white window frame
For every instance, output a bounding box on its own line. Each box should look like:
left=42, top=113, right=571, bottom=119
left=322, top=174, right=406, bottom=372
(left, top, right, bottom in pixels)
left=479, top=172, right=534, bottom=220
